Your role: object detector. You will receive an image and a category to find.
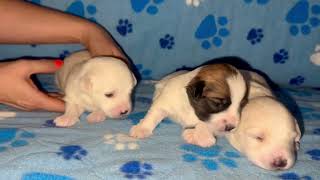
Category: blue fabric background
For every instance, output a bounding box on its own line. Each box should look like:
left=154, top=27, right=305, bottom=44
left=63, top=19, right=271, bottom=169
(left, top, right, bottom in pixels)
left=0, top=0, right=319, bottom=86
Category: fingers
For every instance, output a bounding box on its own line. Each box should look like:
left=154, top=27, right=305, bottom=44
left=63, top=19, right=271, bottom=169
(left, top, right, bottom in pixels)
left=27, top=59, right=62, bottom=74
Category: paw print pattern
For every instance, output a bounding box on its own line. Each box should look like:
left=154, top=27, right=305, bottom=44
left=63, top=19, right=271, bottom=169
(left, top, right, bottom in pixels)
left=159, top=34, right=175, bottom=49
left=313, top=128, right=320, bottom=135
left=66, top=1, right=97, bottom=22
left=243, top=0, right=270, bottom=5
left=195, top=15, right=230, bottom=49
left=131, top=0, right=165, bottom=15
left=289, top=75, right=305, bottom=86
left=59, top=50, right=70, bottom=60
left=286, top=0, right=320, bottom=36
left=104, top=133, right=139, bottom=151
left=120, top=161, right=153, bottom=179
left=57, top=145, right=88, bottom=160
left=117, top=19, right=133, bottom=36
left=247, top=28, right=264, bottom=45
left=22, top=172, right=74, bottom=180
left=136, top=64, right=152, bottom=80
left=273, top=49, right=289, bottom=64
left=0, top=128, right=36, bottom=152
left=180, top=144, right=240, bottom=171
left=306, top=149, right=320, bottom=160
left=43, top=120, right=57, bottom=128
left=278, top=172, right=312, bottom=180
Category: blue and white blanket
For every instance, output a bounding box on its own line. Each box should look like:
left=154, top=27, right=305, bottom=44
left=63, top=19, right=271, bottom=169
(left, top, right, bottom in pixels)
left=0, top=77, right=319, bottom=180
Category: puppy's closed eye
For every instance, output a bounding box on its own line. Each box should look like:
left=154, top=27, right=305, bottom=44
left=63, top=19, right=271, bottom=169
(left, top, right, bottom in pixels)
left=105, top=92, right=115, bottom=98
left=246, top=128, right=265, bottom=142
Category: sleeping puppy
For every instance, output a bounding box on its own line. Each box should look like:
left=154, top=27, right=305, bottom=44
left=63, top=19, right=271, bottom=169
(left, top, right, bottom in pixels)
left=226, top=70, right=301, bottom=170
left=54, top=50, right=137, bottom=127
left=130, top=63, right=247, bottom=147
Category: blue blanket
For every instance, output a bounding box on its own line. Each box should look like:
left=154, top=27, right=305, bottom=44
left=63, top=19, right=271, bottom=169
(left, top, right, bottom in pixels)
left=0, top=76, right=319, bottom=180
left=0, top=0, right=320, bottom=86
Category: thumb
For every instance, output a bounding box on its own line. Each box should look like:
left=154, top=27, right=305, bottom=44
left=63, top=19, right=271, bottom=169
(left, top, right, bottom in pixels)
left=29, top=59, right=63, bottom=74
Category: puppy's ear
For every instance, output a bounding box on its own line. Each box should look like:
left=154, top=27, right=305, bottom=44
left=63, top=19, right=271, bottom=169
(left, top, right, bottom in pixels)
left=132, top=73, right=137, bottom=86
left=186, top=80, right=206, bottom=100
left=294, top=119, right=301, bottom=150
left=79, top=75, right=93, bottom=93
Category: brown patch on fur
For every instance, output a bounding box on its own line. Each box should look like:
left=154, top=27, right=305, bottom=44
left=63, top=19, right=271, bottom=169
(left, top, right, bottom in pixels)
left=186, top=63, right=238, bottom=121
left=191, top=64, right=237, bottom=99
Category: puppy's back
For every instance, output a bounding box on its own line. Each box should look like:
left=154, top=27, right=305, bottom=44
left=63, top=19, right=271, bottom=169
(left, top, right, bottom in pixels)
left=55, top=50, right=92, bottom=92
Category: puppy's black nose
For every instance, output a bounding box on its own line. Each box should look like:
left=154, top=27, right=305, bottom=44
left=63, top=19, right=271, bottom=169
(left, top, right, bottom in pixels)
left=224, top=124, right=235, bottom=132
left=272, top=158, right=287, bottom=169
left=120, top=110, right=129, bottom=115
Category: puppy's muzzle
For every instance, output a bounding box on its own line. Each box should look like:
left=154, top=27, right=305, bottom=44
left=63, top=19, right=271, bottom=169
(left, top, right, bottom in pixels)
left=224, top=124, right=235, bottom=132
left=271, top=157, right=288, bottom=170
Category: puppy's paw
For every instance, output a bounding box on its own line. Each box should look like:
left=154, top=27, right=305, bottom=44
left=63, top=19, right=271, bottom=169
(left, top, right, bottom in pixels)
left=54, top=115, right=78, bottom=127
left=87, top=111, right=106, bottom=123
left=130, top=124, right=152, bottom=139
left=182, top=129, right=196, bottom=144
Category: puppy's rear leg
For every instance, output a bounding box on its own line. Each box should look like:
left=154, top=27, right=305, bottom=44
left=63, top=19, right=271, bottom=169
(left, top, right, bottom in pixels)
left=54, top=103, right=84, bottom=127
left=130, top=108, right=167, bottom=139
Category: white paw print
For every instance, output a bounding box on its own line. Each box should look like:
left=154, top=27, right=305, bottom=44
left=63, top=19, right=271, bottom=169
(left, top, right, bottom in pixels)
left=104, top=133, right=139, bottom=151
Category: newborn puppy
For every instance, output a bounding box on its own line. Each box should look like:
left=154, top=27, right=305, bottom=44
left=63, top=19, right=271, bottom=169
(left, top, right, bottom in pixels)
left=54, top=50, right=137, bottom=127
left=226, top=70, right=301, bottom=170
left=130, top=63, right=246, bottom=147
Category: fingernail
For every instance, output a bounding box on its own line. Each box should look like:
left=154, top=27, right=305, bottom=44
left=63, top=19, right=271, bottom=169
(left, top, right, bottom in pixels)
left=54, top=59, right=64, bottom=68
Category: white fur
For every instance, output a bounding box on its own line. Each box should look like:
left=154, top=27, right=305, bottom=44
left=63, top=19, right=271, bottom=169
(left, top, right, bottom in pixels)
left=130, top=66, right=246, bottom=147
left=226, top=70, right=301, bottom=170
left=54, top=50, right=136, bottom=127
left=186, top=0, right=203, bottom=7
left=310, top=44, right=320, bottom=66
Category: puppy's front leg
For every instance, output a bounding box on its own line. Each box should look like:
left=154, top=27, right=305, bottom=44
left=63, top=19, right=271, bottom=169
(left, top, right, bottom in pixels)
left=182, top=122, right=216, bottom=147
left=54, top=103, right=84, bottom=127
left=130, top=108, right=167, bottom=139
left=87, top=111, right=106, bottom=123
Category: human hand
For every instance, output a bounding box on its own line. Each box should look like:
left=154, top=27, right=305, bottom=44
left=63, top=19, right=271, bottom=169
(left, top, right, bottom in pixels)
left=83, top=24, right=129, bottom=64
left=0, top=59, right=65, bottom=112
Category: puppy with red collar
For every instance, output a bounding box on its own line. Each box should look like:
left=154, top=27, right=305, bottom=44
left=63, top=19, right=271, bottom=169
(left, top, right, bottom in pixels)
left=130, top=62, right=247, bottom=147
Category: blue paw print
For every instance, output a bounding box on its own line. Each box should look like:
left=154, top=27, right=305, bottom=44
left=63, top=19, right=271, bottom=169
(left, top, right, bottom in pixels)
left=127, top=111, right=172, bottom=127
left=22, top=172, right=74, bottom=180
left=136, top=64, right=152, bottom=80
left=306, top=149, right=320, bottom=160
left=131, top=0, right=165, bottom=15
left=247, top=28, right=264, bottom=45
left=195, top=15, right=230, bottom=49
left=243, top=0, right=270, bottom=5
left=57, top=145, right=88, bottom=160
left=0, top=128, right=35, bottom=152
left=278, top=172, right=312, bottom=180
left=274, top=49, right=289, bottom=64
left=313, top=128, right=320, bottom=135
left=66, top=1, right=97, bottom=22
left=159, top=34, right=175, bottom=49
left=289, top=75, right=305, bottom=86
left=120, top=161, right=153, bottom=179
left=117, top=19, right=133, bottom=36
left=286, top=0, right=320, bottom=36
left=180, top=144, right=240, bottom=171
left=30, top=44, right=37, bottom=48
left=59, top=50, right=70, bottom=59
left=43, top=120, right=57, bottom=128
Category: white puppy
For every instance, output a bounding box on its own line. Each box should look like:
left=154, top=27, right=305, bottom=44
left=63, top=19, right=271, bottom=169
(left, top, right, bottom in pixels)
left=54, top=50, right=137, bottom=127
left=226, top=70, right=301, bottom=170
left=130, top=63, right=246, bottom=147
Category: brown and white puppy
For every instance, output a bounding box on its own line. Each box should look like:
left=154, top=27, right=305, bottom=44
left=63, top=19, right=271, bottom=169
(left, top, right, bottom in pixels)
left=130, top=63, right=247, bottom=147
left=54, top=50, right=137, bottom=127
left=226, top=70, right=301, bottom=170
